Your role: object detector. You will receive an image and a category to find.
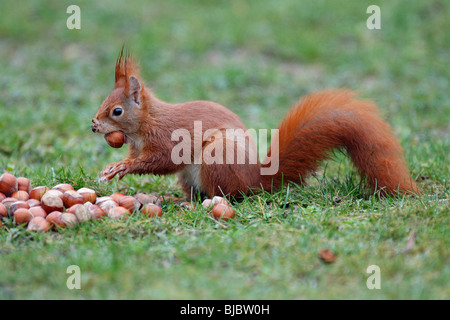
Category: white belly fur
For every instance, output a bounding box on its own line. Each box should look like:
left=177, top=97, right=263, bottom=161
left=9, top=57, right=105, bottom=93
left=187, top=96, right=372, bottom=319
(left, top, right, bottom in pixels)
left=179, top=164, right=203, bottom=192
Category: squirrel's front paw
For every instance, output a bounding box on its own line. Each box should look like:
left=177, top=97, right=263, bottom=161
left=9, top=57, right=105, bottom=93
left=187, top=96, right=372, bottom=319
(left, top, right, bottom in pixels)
left=100, top=161, right=130, bottom=181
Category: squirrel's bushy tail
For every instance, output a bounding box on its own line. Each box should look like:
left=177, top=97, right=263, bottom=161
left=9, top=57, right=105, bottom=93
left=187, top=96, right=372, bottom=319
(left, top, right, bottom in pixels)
left=260, top=89, right=419, bottom=195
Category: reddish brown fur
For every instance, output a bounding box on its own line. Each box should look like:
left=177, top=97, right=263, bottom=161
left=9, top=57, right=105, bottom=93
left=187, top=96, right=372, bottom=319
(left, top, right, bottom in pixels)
left=93, top=52, right=419, bottom=198
left=261, top=90, right=419, bottom=195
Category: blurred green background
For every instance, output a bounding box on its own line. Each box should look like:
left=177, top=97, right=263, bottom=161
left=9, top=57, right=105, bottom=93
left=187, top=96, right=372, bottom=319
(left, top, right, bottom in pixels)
left=0, top=0, right=448, bottom=299
left=0, top=0, right=448, bottom=179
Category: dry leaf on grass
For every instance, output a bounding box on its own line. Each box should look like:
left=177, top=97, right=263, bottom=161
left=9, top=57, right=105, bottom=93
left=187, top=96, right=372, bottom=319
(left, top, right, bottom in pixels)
left=318, top=249, right=337, bottom=263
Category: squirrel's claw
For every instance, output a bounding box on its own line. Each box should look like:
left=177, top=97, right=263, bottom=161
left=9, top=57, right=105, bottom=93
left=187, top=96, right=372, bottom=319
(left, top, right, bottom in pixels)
left=118, top=168, right=129, bottom=181
left=99, top=162, right=129, bottom=182
left=98, top=176, right=111, bottom=183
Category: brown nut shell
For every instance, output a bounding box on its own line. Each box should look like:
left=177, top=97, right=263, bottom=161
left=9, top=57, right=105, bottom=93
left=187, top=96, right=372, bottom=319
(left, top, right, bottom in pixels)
left=135, top=193, right=158, bottom=206
left=46, top=211, right=64, bottom=227
left=84, top=203, right=105, bottom=220
left=11, top=190, right=29, bottom=202
left=108, top=206, right=130, bottom=219
left=141, top=204, right=163, bottom=218
left=98, top=199, right=118, bottom=215
left=28, top=206, right=47, bottom=219
left=29, top=186, right=50, bottom=201
left=62, top=190, right=85, bottom=208
left=77, top=188, right=97, bottom=203
left=17, top=177, right=31, bottom=193
left=9, top=201, right=30, bottom=216
left=14, top=208, right=33, bottom=225
left=74, top=205, right=90, bottom=223
left=0, top=203, right=7, bottom=218
left=66, top=204, right=83, bottom=215
left=41, top=194, right=64, bottom=214
left=110, top=192, right=125, bottom=203
left=52, top=183, right=74, bottom=193
left=105, top=131, right=125, bottom=148
left=118, top=196, right=140, bottom=213
left=26, top=199, right=41, bottom=208
left=27, top=217, right=51, bottom=232
left=211, top=204, right=235, bottom=221
left=0, top=172, right=18, bottom=197
left=61, top=213, right=79, bottom=228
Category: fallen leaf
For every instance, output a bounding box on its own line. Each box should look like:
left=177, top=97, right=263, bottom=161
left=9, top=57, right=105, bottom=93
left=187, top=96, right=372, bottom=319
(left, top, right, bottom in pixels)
left=318, top=249, right=337, bottom=263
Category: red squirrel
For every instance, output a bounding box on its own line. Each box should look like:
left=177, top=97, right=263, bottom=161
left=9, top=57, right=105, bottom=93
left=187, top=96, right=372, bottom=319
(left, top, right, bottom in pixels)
left=92, top=50, right=419, bottom=199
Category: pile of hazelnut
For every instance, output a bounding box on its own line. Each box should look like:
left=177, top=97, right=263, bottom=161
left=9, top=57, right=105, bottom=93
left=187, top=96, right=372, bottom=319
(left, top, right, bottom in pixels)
left=0, top=172, right=235, bottom=232
left=0, top=172, right=163, bottom=232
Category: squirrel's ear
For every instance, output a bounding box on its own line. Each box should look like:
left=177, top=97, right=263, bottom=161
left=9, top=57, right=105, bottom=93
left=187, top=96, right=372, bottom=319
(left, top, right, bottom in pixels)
left=127, top=76, right=142, bottom=106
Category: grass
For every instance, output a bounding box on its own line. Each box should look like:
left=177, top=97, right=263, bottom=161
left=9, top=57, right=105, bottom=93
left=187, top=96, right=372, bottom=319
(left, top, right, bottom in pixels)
left=0, top=0, right=448, bottom=299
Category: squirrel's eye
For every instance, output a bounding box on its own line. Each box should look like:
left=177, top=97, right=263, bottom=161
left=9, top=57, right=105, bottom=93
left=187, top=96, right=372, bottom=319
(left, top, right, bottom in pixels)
left=112, top=108, right=123, bottom=116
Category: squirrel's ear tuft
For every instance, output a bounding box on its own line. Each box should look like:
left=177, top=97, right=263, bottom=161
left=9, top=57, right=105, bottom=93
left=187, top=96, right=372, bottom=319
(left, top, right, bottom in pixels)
left=114, top=47, right=126, bottom=88
left=114, top=47, right=141, bottom=89
left=127, top=76, right=142, bottom=105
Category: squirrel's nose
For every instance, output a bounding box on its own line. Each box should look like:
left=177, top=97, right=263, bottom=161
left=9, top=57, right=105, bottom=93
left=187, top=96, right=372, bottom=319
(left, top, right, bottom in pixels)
left=91, top=120, right=98, bottom=132
left=91, top=118, right=100, bottom=132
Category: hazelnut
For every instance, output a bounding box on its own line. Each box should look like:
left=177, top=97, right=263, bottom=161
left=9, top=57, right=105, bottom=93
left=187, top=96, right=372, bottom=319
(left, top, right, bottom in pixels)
left=118, top=195, right=140, bottom=213
left=44, top=189, right=63, bottom=199
left=29, top=186, right=50, bottom=201
left=17, top=177, right=31, bottom=193
left=1, top=197, right=18, bottom=213
left=27, top=217, right=51, bottom=232
left=98, top=199, right=118, bottom=214
left=46, top=211, right=64, bottom=227
left=84, top=203, right=105, bottom=220
left=28, top=206, right=47, bottom=219
left=141, top=203, right=163, bottom=218
left=52, top=183, right=74, bottom=193
left=0, top=192, right=6, bottom=202
left=211, top=196, right=229, bottom=206
left=61, top=213, right=78, bottom=228
left=0, top=172, right=18, bottom=197
left=11, top=190, right=30, bottom=202
left=77, top=188, right=97, bottom=203
left=105, top=131, right=125, bottom=148
left=41, top=193, right=64, bottom=214
left=14, top=208, right=33, bottom=225
left=0, top=203, right=7, bottom=218
left=108, top=206, right=130, bottom=219
left=66, top=204, right=83, bottom=215
left=135, top=193, right=158, bottom=206
left=9, top=201, right=30, bottom=216
left=74, top=205, right=90, bottom=223
left=96, top=196, right=114, bottom=205
left=110, top=192, right=125, bottom=203
left=62, top=190, right=85, bottom=208
left=211, top=204, right=235, bottom=221
left=202, top=199, right=213, bottom=209
left=26, top=199, right=41, bottom=208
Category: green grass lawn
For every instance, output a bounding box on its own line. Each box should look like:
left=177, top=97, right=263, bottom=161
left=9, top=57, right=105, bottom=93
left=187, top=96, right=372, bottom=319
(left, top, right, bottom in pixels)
left=0, top=0, right=448, bottom=299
